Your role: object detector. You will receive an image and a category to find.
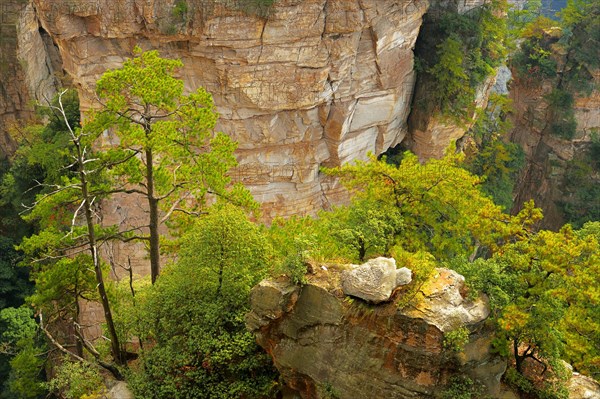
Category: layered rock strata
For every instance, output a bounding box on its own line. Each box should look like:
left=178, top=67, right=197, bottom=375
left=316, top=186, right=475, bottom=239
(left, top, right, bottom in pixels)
left=246, top=266, right=507, bottom=398
left=509, top=69, right=600, bottom=229
left=0, top=0, right=62, bottom=158
left=25, top=0, right=429, bottom=219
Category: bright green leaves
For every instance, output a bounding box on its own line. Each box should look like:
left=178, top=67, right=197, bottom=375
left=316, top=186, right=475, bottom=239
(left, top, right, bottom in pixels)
left=96, top=47, right=184, bottom=113
left=0, top=307, right=46, bottom=398
left=325, top=151, right=518, bottom=260
left=126, top=204, right=278, bottom=398
left=428, top=36, right=473, bottom=119
left=176, top=203, right=270, bottom=303
left=455, top=221, right=600, bottom=380
left=91, top=47, right=256, bottom=283
left=92, top=47, right=254, bottom=248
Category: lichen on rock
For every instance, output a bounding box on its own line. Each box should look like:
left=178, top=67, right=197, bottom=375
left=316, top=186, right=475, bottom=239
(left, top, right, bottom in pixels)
left=247, top=264, right=504, bottom=398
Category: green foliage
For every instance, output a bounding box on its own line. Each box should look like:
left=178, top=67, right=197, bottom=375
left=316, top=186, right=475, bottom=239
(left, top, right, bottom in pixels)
left=389, top=248, right=437, bottom=309
left=317, top=199, right=403, bottom=263
left=512, top=0, right=599, bottom=93
left=0, top=307, right=46, bottom=399
left=443, top=326, right=470, bottom=352
left=92, top=47, right=256, bottom=283
left=560, top=222, right=600, bottom=379
left=559, top=0, right=597, bottom=28
left=0, top=237, right=30, bottom=310
left=325, top=151, right=538, bottom=261
left=172, top=0, right=187, bottom=20
left=428, top=36, right=475, bottom=120
left=558, top=155, right=600, bottom=227
left=440, top=376, right=487, bottom=399
left=504, top=368, right=569, bottom=399
left=449, top=257, right=519, bottom=316
left=0, top=307, right=37, bottom=349
left=267, top=216, right=315, bottom=284
left=464, top=94, right=525, bottom=210
left=128, top=204, right=278, bottom=399
left=417, top=0, right=509, bottom=121
left=47, top=360, right=103, bottom=399
left=6, top=345, right=46, bottom=399
left=457, top=224, right=600, bottom=380
left=511, top=16, right=559, bottom=79
left=320, top=382, right=341, bottom=399
left=0, top=92, right=82, bottom=393
left=508, top=0, right=542, bottom=33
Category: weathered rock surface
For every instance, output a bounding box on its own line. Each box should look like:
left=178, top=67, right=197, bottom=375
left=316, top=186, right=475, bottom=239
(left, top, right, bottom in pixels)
left=0, top=0, right=62, bottom=159
left=341, top=257, right=411, bottom=303
left=568, top=373, right=600, bottom=399
left=247, top=266, right=504, bottom=398
left=509, top=67, right=600, bottom=229
left=403, top=268, right=489, bottom=332
left=22, top=0, right=429, bottom=220
left=104, top=381, right=134, bottom=399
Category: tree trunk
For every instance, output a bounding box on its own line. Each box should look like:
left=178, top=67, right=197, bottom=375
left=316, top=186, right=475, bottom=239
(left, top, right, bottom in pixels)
left=77, top=141, right=124, bottom=365
left=514, top=339, right=524, bottom=374
left=145, top=147, right=161, bottom=284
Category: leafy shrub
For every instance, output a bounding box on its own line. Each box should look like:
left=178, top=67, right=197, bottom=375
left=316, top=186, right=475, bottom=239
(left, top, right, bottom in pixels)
left=440, top=376, right=487, bottom=399
left=128, top=204, right=279, bottom=399
left=48, top=360, right=103, bottom=399
left=443, top=326, right=470, bottom=352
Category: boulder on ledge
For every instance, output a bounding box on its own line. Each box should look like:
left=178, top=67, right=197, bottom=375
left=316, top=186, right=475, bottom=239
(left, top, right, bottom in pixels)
left=341, top=257, right=411, bottom=303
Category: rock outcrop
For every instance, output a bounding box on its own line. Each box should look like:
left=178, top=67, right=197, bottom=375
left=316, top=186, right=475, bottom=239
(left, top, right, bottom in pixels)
left=0, top=0, right=61, bottom=159
left=341, top=257, right=411, bottom=303
left=246, top=266, right=506, bottom=398
left=509, top=65, right=600, bottom=229
left=21, top=0, right=430, bottom=219
left=568, top=373, right=600, bottom=399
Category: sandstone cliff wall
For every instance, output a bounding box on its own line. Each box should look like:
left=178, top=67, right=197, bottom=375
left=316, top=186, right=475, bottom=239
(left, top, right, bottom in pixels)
left=24, top=0, right=429, bottom=219
left=0, top=0, right=62, bottom=159
left=509, top=70, right=599, bottom=229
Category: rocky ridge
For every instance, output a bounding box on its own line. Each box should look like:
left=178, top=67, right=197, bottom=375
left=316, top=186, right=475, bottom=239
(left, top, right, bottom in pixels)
left=246, top=260, right=507, bottom=398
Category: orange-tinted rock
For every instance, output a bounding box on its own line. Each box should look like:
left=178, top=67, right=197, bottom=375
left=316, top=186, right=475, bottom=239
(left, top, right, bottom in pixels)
left=25, top=0, right=428, bottom=220
left=246, top=267, right=505, bottom=398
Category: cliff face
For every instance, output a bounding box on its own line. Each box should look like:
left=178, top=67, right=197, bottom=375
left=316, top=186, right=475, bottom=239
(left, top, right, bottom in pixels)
left=0, top=0, right=31, bottom=158
left=509, top=69, right=599, bottom=229
left=0, top=0, right=62, bottom=159
left=23, top=0, right=428, bottom=219
left=246, top=265, right=508, bottom=398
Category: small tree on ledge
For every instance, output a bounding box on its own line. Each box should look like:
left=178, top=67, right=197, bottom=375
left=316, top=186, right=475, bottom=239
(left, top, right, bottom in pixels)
left=91, top=47, right=255, bottom=284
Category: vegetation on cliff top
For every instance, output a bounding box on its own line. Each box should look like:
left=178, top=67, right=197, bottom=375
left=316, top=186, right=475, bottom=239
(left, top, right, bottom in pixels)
left=0, top=1, right=598, bottom=397
left=415, top=0, right=510, bottom=122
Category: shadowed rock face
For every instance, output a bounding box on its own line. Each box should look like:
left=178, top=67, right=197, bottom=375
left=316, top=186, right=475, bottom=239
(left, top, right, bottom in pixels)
left=0, top=1, right=62, bottom=159
left=509, top=69, right=600, bottom=229
left=246, top=267, right=506, bottom=398
left=25, top=0, right=430, bottom=219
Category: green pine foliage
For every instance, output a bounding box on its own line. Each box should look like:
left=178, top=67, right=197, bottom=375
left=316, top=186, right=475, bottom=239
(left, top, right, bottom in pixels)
left=463, top=94, right=525, bottom=210
left=127, top=204, right=279, bottom=399
left=417, top=0, right=510, bottom=122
